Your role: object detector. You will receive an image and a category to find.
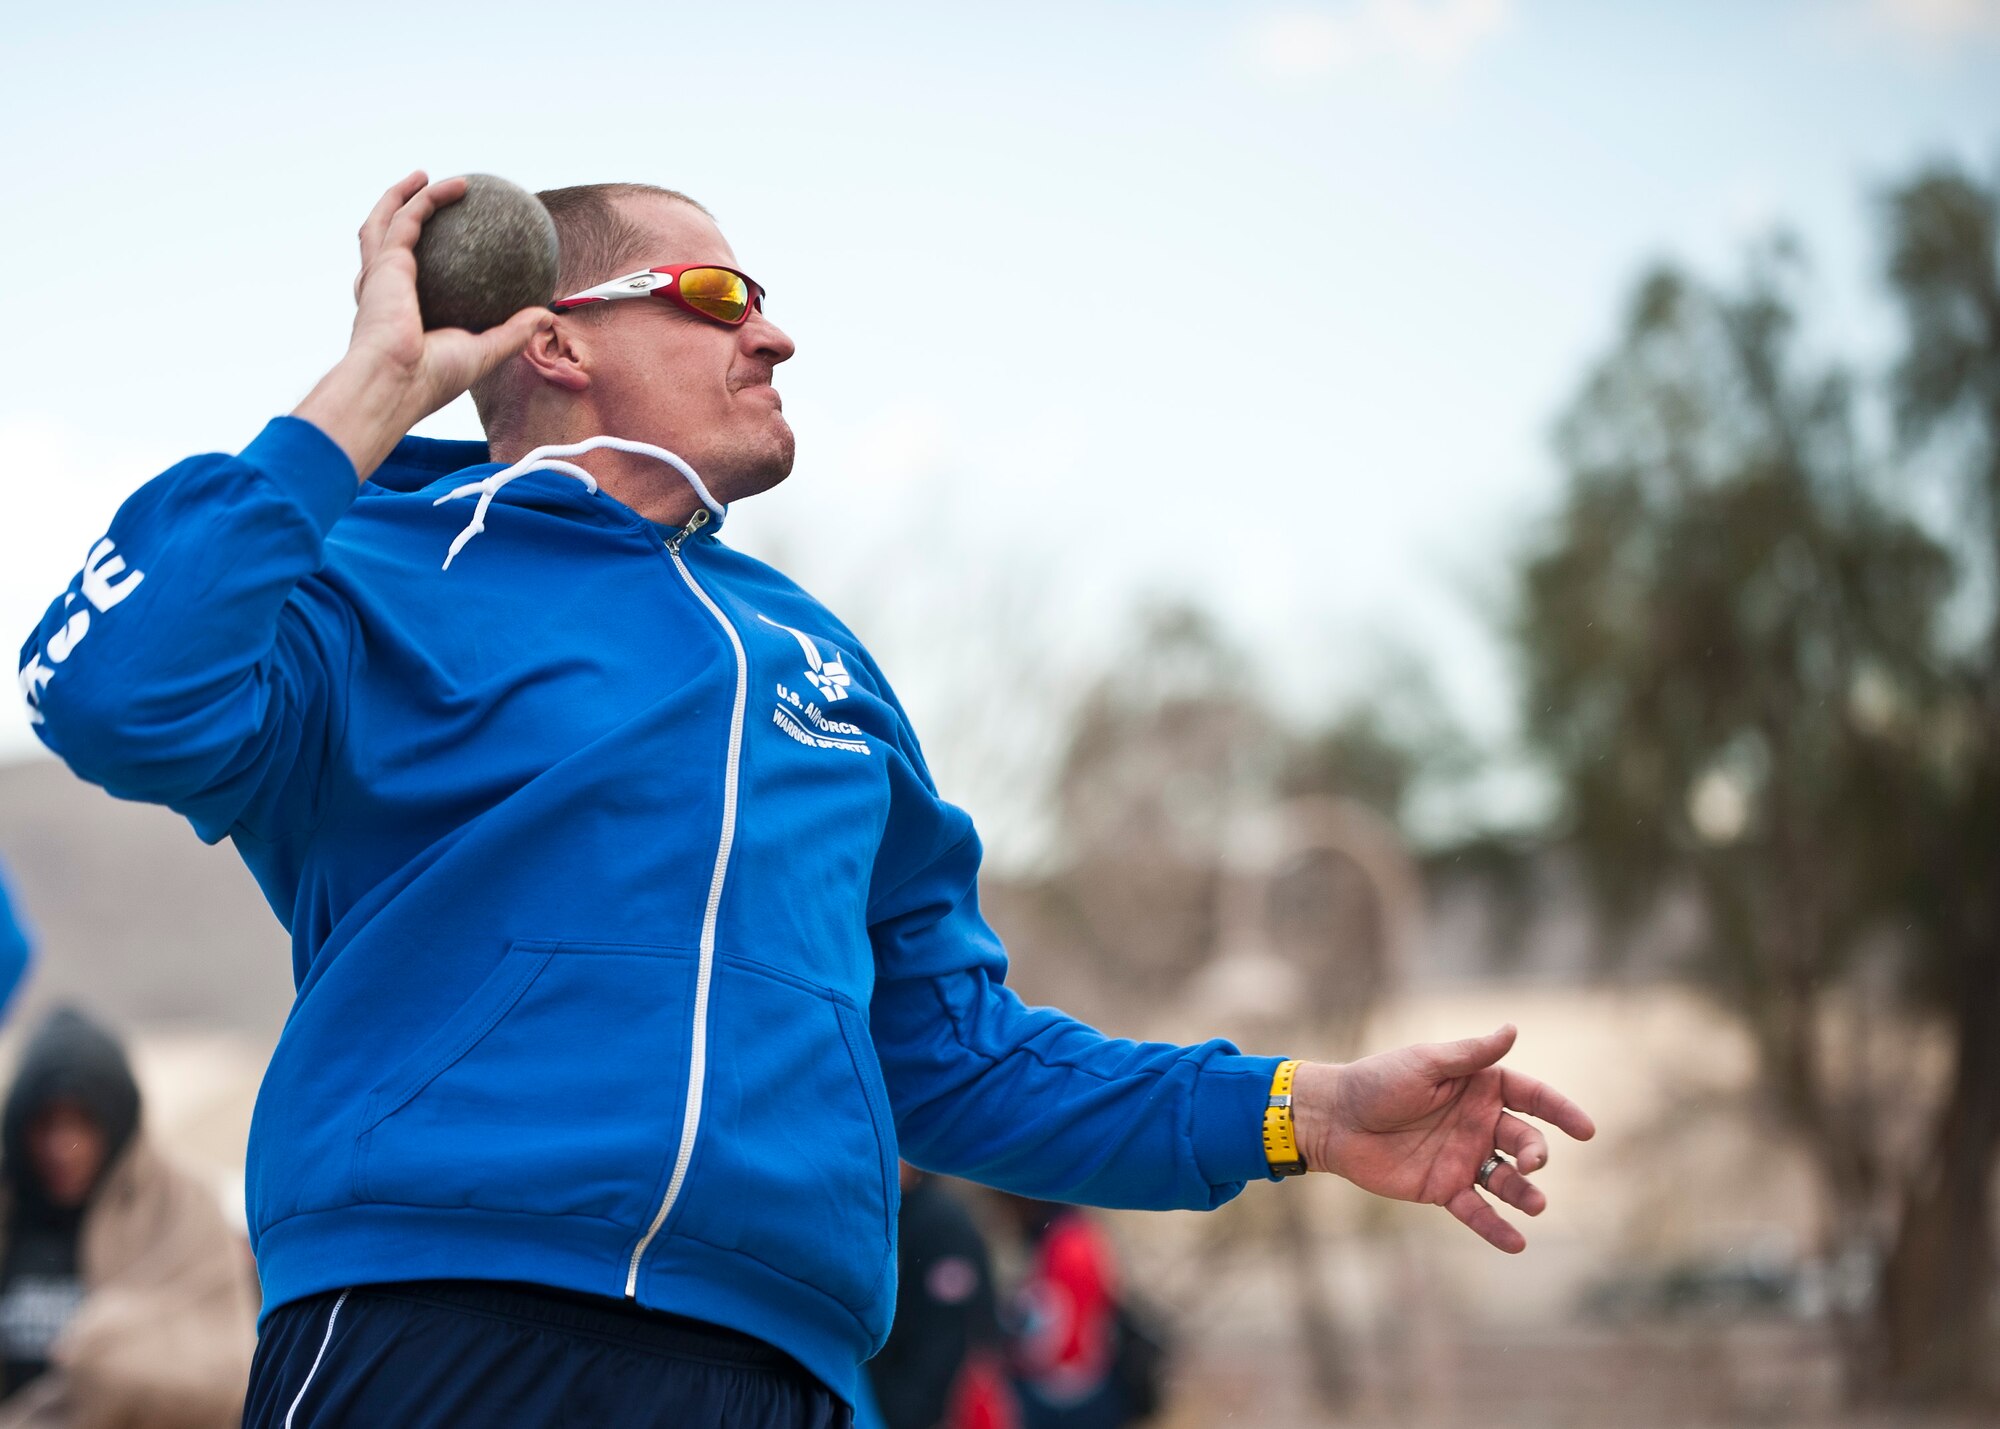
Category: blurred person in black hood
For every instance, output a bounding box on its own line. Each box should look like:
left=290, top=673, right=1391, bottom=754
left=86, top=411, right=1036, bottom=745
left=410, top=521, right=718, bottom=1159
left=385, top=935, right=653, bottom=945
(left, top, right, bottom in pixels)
left=868, top=1167, right=1016, bottom=1429
left=0, top=1008, right=141, bottom=1396
left=0, top=1008, right=255, bottom=1429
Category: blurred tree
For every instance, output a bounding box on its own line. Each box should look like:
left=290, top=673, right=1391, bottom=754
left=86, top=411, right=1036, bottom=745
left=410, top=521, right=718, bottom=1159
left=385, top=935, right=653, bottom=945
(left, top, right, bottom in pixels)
left=1877, top=160, right=2000, bottom=1401
left=1041, top=603, right=1456, bottom=1005
left=1278, top=649, right=1473, bottom=829
left=1282, top=705, right=1423, bottom=823
left=1515, top=244, right=1959, bottom=1395
left=1044, top=601, right=1276, bottom=996
left=1033, top=601, right=1444, bottom=1415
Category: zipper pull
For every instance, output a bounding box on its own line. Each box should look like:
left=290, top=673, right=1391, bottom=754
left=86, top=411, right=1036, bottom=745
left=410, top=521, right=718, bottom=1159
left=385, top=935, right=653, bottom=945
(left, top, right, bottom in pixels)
left=667, top=506, right=712, bottom=552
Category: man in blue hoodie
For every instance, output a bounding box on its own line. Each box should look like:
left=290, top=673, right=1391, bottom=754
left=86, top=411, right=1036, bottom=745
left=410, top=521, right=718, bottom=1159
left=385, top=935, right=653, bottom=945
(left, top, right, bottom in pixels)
left=19, top=173, right=1594, bottom=1428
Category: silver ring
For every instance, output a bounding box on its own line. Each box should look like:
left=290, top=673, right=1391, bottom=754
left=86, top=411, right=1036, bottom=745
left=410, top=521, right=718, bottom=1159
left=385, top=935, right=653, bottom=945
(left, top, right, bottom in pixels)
left=1477, top=1152, right=1507, bottom=1188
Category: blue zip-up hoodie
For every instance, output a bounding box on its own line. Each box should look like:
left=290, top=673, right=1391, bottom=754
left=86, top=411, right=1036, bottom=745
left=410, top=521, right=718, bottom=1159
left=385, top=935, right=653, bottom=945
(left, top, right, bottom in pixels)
left=18, top=418, right=1281, bottom=1401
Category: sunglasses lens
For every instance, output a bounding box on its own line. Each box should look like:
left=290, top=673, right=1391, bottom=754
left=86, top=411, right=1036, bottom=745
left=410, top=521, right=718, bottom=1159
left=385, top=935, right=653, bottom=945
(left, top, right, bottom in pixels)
left=677, top=268, right=750, bottom=324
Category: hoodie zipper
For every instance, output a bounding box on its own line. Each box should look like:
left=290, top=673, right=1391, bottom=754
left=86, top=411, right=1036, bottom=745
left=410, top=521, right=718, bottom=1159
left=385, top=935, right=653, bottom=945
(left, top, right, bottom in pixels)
left=624, top=505, right=744, bottom=1297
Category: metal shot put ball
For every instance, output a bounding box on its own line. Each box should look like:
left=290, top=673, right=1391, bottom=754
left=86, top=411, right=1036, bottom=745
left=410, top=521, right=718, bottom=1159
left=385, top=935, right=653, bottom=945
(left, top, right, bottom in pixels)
left=413, top=174, right=561, bottom=333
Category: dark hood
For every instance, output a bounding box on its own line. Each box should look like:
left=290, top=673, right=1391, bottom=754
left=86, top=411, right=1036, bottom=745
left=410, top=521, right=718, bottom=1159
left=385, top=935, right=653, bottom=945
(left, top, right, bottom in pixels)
left=2, top=1007, right=141, bottom=1210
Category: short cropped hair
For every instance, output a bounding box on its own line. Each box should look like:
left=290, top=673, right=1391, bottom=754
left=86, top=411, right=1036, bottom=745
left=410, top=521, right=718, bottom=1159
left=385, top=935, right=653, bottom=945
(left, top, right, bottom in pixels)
left=537, top=183, right=710, bottom=300
left=471, top=182, right=711, bottom=441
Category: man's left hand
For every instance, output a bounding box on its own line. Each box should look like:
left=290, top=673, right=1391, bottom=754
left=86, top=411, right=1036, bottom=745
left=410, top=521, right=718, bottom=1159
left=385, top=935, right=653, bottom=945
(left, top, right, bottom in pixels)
left=1290, top=1026, right=1595, bottom=1253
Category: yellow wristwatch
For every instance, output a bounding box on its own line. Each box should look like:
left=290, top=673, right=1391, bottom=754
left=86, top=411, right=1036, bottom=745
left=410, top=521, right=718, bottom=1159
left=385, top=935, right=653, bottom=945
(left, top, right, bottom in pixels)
left=1263, top=1059, right=1309, bottom=1177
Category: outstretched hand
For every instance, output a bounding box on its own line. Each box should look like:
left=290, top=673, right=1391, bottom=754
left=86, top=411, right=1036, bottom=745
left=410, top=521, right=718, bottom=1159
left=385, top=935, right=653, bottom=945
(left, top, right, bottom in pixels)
left=1291, top=1026, right=1595, bottom=1253
left=295, top=171, right=553, bottom=482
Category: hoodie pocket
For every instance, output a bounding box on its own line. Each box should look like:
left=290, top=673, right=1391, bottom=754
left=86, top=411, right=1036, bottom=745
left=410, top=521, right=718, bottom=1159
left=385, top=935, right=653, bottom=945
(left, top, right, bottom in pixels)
left=355, top=940, right=696, bottom=1224
left=674, top=955, right=898, bottom=1333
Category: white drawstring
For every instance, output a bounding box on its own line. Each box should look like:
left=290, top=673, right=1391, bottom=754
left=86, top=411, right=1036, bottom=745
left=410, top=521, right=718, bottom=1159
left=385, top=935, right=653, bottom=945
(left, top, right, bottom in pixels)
left=431, top=436, right=724, bottom=571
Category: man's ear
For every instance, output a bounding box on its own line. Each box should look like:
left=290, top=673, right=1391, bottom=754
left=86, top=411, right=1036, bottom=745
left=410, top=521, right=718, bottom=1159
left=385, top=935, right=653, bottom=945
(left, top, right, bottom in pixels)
left=519, top=316, right=592, bottom=394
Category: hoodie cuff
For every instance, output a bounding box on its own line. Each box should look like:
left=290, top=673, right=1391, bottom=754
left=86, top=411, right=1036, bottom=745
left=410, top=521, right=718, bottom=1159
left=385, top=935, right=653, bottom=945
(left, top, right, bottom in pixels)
left=239, top=416, right=360, bottom=539
left=1192, top=1053, right=1289, bottom=1187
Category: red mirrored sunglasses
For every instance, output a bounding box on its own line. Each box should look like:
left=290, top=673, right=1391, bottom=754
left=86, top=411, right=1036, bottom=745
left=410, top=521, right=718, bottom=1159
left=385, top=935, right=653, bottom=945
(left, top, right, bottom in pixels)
left=549, top=264, right=766, bottom=326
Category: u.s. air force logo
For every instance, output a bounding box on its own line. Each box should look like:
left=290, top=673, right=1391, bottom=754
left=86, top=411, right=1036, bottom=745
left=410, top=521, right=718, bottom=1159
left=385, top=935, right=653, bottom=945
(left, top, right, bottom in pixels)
left=758, top=615, right=868, bottom=755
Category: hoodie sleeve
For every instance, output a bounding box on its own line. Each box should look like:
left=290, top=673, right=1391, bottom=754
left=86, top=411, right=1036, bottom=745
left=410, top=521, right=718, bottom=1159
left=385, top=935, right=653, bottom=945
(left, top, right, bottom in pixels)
left=0, top=866, right=30, bottom=1023
left=17, top=417, right=361, bottom=845
left=865, top=723, right=1283, bottom=1212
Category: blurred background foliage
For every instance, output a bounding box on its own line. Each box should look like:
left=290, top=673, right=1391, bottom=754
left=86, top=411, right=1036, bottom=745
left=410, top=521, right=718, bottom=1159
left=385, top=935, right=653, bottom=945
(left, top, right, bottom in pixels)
left=1515, top=156, right=2000, bottom=1402
left=962, top=154, right=2000, bottom=1413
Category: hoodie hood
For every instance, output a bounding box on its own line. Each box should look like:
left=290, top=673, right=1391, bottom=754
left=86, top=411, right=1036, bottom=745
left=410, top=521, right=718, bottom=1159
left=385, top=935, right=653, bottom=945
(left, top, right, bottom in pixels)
left=2, top=1007, right=141, bottom=1211
left=370, top=435, right=491, bottom=495
left=367, top=433, right=727, bottom=571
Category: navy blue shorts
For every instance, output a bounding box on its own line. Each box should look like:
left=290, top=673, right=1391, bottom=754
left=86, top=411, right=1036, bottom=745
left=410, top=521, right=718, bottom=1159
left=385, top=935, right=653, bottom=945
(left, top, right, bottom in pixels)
left=244, top=1280, right=850, bottom=1429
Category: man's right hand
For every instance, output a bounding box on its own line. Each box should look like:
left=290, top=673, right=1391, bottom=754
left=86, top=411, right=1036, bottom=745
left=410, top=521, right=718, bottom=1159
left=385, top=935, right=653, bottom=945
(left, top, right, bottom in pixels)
left=294, top=172, right=553, bottom=483
left=1289, top=1026, right=1595, bottom=1254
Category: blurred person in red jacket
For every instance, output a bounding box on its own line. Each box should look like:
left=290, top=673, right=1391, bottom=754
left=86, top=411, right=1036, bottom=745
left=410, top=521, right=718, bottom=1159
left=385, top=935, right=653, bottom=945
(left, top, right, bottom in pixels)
left=1003, top=1201, right=1133, bottom=1429
left=0, top=1008, right=257, bottom=1429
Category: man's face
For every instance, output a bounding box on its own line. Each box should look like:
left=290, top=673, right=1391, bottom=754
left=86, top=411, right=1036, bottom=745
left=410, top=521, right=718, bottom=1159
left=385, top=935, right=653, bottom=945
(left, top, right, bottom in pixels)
left=572, top=196, right=797, bottom=504
left=27, top=1100, right=107, bottom=1207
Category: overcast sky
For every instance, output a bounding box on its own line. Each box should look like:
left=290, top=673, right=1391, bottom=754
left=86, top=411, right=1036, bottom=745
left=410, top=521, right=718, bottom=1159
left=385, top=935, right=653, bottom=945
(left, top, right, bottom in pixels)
left=4, top=0, right=1996, bottom=858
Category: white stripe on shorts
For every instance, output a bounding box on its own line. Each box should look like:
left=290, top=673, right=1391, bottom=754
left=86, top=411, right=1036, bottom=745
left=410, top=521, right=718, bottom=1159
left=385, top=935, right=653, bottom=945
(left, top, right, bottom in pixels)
left=284, top=1288, right=350, bottom=1429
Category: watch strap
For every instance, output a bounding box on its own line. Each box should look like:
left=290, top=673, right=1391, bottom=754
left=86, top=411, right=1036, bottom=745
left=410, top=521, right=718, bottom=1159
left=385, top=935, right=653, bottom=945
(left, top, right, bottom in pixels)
left=1263, top=1058, right=1309, bottom=1177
